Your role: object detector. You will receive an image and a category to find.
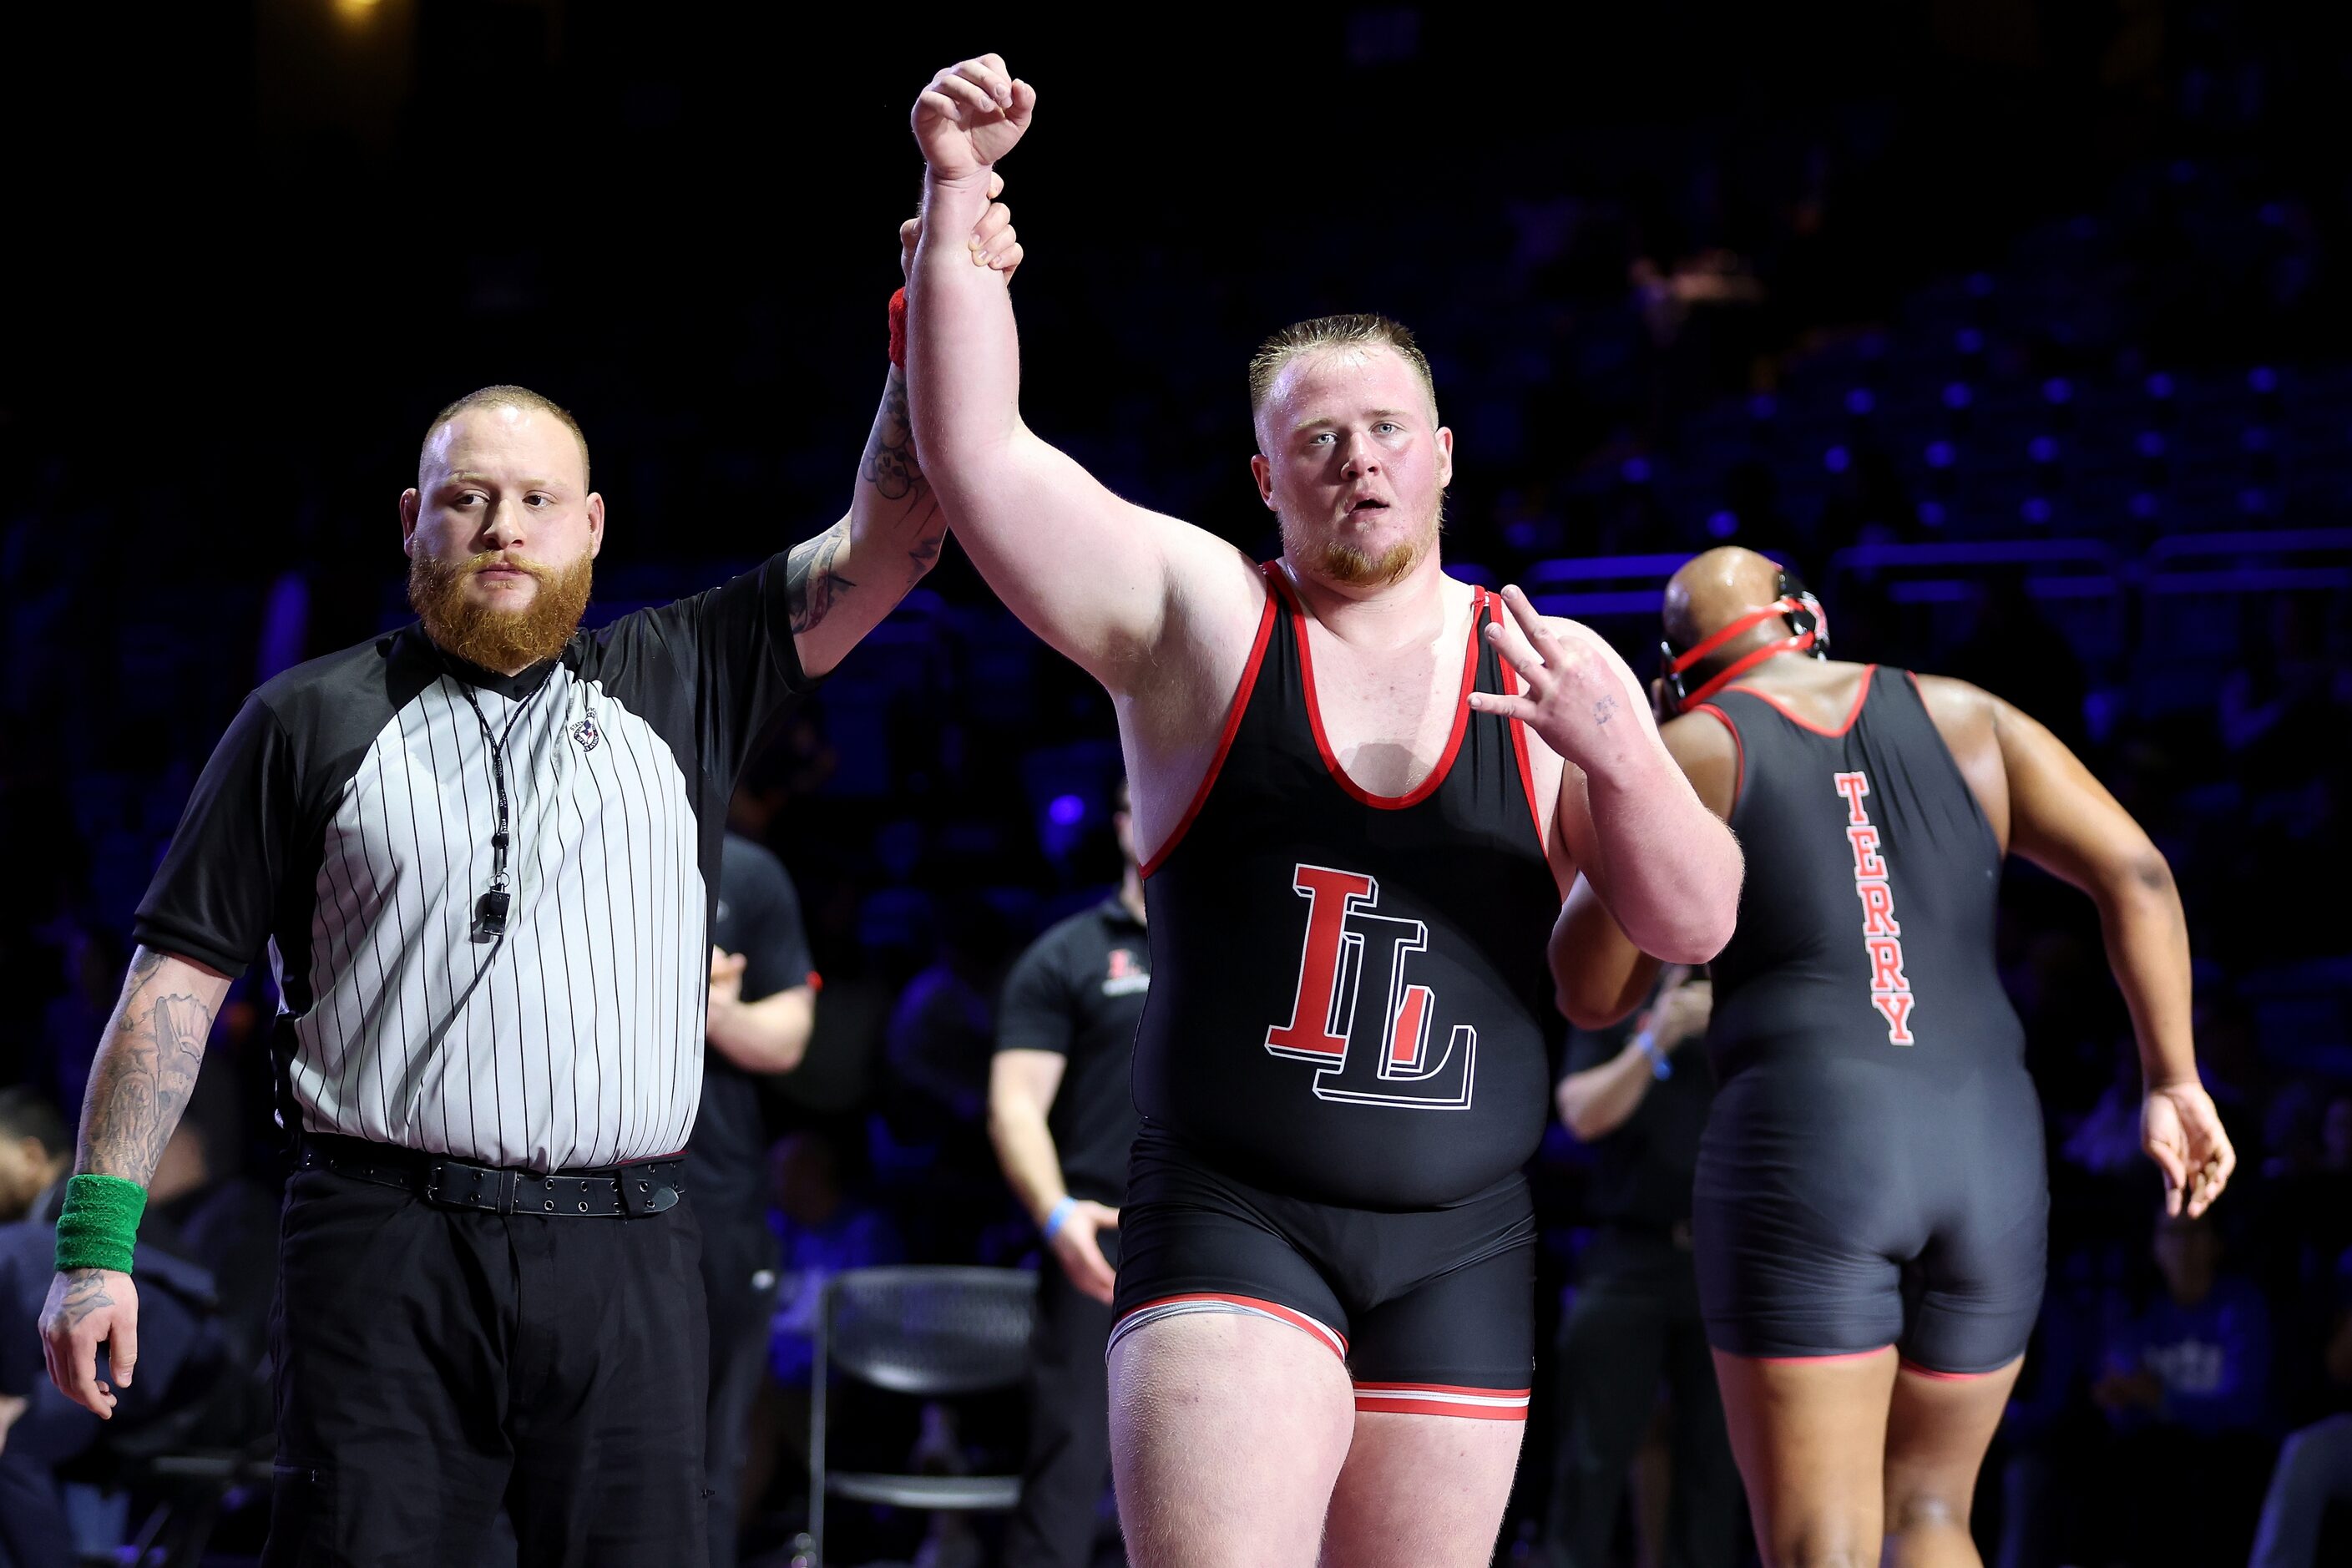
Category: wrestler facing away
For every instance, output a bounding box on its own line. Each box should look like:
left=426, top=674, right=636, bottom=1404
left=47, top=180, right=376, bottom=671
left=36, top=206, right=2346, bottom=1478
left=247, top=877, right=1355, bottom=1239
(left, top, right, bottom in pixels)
left=905, top=55, right=1743, bottom=1568
left=1555, top=547, right=2236, bottom=1568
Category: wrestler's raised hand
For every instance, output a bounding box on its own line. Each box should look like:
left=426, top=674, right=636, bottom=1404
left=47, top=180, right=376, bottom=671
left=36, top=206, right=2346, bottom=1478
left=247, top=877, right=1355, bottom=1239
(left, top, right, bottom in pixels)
left=1469, top=584, right=1657, bottom=772
left=2142, top=1079, right=2236, bottom=1218
left=913, top=53, right=1034, bottom=183
left=898, top=170, right=1024, bottom=283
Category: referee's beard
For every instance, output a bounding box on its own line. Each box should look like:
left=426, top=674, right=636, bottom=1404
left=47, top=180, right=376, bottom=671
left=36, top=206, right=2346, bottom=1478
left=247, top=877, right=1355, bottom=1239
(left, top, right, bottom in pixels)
left=409, top=549, right=594, bottom=673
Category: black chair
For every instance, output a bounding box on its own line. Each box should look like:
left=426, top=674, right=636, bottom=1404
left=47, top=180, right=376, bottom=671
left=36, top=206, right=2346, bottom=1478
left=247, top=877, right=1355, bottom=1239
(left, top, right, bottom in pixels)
left=810, top=1265, right=1037, bottom=1565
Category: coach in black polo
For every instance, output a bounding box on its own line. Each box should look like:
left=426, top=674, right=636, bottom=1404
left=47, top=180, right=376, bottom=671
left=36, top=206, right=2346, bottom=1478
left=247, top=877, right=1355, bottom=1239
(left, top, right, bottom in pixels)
left=34, top=187, right=1025, bottom=1568
left=989, top=779, right=1150, bottom=1568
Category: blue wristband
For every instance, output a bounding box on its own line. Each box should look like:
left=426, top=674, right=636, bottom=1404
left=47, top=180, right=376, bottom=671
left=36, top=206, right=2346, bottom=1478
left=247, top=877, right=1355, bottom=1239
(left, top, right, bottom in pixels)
left=1042, top=1196, right=1078, bottom=1241
left=1632, top=1029, right=1673, bottom=1081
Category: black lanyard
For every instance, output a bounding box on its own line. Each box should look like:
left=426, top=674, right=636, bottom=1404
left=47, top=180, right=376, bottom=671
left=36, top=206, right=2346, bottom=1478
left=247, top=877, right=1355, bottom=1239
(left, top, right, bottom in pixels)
left=457, top=678, right=548, bottom=940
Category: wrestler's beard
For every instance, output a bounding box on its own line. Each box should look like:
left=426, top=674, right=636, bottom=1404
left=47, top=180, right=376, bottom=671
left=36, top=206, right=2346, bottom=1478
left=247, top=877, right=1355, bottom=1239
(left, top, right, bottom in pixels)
left=408, top=549, right=594, bottom=672
left=1281, top=503, right=1443, bottom=589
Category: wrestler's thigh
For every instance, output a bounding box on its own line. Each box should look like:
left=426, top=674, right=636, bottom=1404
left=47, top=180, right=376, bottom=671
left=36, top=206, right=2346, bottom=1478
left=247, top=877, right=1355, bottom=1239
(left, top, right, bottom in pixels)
left=1712, top=1347, right=1897, bottom=1568
left=1318, top=1409, right=1524, bottom=1568
left=1110, top=1310, right=1354, bottom=1568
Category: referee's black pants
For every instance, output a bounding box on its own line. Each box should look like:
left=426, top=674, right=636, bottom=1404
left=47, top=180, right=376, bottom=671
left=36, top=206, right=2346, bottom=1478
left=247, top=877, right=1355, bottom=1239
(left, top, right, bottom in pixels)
left=1003, top=1232, right=1120, bottom=1568
left=698, top=1213, right=780, bottom=1568
left=1545, top=1227, right=1740, bottom=1568
left=264, top=1162, right=710, bottom=1568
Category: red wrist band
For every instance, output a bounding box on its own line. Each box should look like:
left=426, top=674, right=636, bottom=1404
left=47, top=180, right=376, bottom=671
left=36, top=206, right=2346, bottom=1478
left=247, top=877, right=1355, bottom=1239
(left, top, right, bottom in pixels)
left=888, top=286, right=908, bottom=370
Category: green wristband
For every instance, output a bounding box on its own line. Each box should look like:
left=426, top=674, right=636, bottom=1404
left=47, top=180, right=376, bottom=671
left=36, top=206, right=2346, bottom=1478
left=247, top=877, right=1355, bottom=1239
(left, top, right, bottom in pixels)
left=54, top=1173, right=146, bottom=1274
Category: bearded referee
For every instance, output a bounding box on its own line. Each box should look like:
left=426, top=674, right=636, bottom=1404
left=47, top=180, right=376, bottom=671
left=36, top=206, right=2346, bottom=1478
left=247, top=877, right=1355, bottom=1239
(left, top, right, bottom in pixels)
left=37, top=199, right=1025, bottom=1565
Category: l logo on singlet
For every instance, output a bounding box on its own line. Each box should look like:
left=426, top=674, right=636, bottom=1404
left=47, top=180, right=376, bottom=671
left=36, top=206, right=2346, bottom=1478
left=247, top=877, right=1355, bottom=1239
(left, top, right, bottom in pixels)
left=1263, top=864, right=1476, bottom=1109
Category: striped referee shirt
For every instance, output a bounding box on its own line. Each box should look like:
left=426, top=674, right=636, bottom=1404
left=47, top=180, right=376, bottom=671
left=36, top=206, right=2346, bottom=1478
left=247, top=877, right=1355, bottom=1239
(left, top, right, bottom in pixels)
left=133, top=558, right=814, bottom=1172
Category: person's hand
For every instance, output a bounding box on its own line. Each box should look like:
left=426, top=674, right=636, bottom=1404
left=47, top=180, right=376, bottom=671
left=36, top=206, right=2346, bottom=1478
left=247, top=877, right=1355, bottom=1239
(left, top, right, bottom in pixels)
left=40, top=1267, right=139, bottom=1419
left=709, top=947, right=746, bottom=1015
left=2142, top=1080, right=2236, bottom=1217
left=1648, top=974, right=1712, bottom=1054
left=912, top=53, right=1035, bottom=185
left=0, top=1391, right=24, bottom=1455
left=1048, top=1200, right=1120, bottom=1305
left=1469, top=586, right=1656, bottom=773
left=898, top=169, right=1024, bottom=285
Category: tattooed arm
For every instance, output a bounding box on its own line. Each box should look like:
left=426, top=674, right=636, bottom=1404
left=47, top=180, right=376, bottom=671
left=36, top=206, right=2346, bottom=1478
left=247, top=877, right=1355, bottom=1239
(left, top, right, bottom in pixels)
left=39, top=945, right=229, bottom=1418
left=784, top=190, right=1024, bottom=679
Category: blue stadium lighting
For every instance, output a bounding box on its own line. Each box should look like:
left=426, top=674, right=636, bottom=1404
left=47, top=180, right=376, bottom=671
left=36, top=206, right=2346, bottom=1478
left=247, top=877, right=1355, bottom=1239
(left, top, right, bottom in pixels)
left=1942, top=382, right=1973, bottom=410
left=2248, top=366, right=2279, bottom=394
left=1917, top=501, right=1947, bottom=528
left=2243, top=427, right=2274, bottom=453
left=1965, top=272, right=1994, bottom=297
left=2147, top=372, right=2175, bottom=398
left=1823, top=445, right=1852, bottom=473
left=1047, top=794, right=1085, bottom=827
left=1955, top=327, right=1985, bottom=354
left=1748, top=392, right=1778, bottom=420
left=1845, top=388, right=1877, bottom=416
left=2130, top=493, right=2159, bottom=518
left=1621, top=456, right=1652, bottom=484
left=2137, top=431, right=2166, bottom=458
left=2239, top=488, right=2269, bottom=514
left=2028, top=436, right=2059, bottom=463
left=2043, top=377, right=2073, bottom=404
left=1925, top=441, right=1955, bottom=468
left=2021, top=497, right=2053, bottom=524
left=1706, top=510, right=1738, bottom=539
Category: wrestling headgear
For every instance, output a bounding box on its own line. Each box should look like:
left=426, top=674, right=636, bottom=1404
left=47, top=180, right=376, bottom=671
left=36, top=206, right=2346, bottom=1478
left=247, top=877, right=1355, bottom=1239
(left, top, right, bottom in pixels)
left=1656, top=569, right=1830, bottom=716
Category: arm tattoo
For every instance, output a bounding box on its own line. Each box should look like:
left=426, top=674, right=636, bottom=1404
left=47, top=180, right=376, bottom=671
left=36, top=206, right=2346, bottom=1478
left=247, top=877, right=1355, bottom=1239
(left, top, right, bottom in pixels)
left=58, top=1269, right=115, bottom=1326
left=1594, top=695, right=1621, bottom=727
left=80, top=970, right=215, bottom=1186
left=785, top=520, right=857, bottom=636
left=859, top=367, right=927, bottom=503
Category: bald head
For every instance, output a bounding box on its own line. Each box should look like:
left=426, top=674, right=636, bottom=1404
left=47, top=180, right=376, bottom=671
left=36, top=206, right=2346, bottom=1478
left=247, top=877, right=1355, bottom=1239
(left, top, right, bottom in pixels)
left=1663, top=546, right=1791, bottom=654
left=420, top=385, right=589, bottom=491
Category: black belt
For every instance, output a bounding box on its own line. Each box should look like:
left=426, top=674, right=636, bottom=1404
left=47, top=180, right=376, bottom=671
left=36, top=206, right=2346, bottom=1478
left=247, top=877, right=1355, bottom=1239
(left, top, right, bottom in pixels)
left=299, top=1133, right=684, bottom=1218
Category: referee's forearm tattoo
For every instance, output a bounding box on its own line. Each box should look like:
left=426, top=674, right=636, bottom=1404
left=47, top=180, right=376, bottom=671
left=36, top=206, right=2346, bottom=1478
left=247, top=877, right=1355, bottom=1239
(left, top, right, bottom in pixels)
left=784, top=521, right=856, bottom=636
left=80, top=948, right=215, bottom=1187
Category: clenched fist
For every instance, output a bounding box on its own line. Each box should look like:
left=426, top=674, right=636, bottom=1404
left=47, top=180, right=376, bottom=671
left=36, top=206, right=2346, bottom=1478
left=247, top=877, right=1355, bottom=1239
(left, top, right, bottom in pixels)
left=913, top=53, right=1035, bottom=184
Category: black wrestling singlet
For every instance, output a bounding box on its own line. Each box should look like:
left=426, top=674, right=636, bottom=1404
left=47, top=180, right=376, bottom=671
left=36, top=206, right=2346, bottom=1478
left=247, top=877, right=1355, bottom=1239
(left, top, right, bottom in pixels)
left=1131, top=565, right=1562, bottom=1210
left=1699, top=665, right=2027, bottom=1081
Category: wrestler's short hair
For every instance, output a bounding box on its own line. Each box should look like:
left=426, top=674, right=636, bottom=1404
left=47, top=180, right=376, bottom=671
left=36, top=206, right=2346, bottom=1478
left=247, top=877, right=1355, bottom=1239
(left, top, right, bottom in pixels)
left=1247, top=314, right=1439, bottom=428
left=419, top=384, right=591, bottom=489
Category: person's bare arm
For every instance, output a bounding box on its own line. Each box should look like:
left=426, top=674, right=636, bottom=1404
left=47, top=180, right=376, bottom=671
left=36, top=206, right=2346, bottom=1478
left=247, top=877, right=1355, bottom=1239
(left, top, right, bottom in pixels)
left=705, top=948, right=815, bottom=1075
left=785, top=193, right=1024, bottom=678
left=905, top=54, right=1261, bottom=694
left=1556, top=970, right=1707, bottom=1140
left=988, top=1049, right=1117, bottom=1303
left=40, top=946, right=230, bottom=1417
left=1959, top=679, right=2235, bottom=1216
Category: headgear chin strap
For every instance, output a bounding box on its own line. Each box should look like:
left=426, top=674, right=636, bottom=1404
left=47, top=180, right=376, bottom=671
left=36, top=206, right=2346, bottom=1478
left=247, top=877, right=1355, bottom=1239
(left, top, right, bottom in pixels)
left=1657, top=569, right=1829, bottom=716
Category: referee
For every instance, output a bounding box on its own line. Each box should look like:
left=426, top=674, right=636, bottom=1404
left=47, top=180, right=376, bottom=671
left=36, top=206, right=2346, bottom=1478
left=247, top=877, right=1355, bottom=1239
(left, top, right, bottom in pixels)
left=989, top=779, right=1149, bottom=1568
left=38, top=200, right=1027, bottom=1565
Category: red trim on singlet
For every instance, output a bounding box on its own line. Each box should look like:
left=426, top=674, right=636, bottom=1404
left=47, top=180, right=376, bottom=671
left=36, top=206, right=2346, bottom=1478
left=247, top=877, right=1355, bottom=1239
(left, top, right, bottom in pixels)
left=1899, top=1358, right=2005, bottom=1383
left=1353, top=1382, right=1534, bottom=1421
left=1720, top=663, right=1878, bottom=738
left=1687, top=702, right=1745, bottom=816
left=1137, top=587, right=1281, bottom=880
left=1280, top=571, right=1482, bottom=812
left=1491, top=591, right=1558, bottom=887
left=1737, top=1344, right=1899, bottom=1368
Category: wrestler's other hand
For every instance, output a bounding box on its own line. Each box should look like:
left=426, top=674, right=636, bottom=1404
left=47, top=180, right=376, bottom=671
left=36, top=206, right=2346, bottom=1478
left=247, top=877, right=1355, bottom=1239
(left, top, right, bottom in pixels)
left=899, top=170, right=1024, bottom=283
left=1469, top=584, right=1656, bottom=773
left=40, top=1267, right=139, bottom=1419
left=2142, top=1080, right=2236, bottom=1218
left=913, top=53, right=1034, bottom=183
left=1049, top=1200, right=1120, bottom=1305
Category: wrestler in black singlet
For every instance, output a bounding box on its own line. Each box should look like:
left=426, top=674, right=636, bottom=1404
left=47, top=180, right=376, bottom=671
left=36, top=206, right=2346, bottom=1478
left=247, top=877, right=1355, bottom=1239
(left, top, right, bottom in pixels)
left=1690, top=664, right=2046, bottom=1375
left=1110, top=564, right=1561, bottom=1417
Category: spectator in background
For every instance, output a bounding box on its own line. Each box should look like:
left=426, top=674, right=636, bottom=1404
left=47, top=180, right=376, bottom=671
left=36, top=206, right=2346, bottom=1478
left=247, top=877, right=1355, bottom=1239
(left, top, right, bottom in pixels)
left=2220, top=592, right=2347, bottom=787
left=989, top=778, right=1150, bottom=1568
left=0, top=1091, right=68, bottom=1226
left=1545, top=969, right=1739, bottom=1568
left=2249, top=1246, right=2352, bottom=1568
left=691, top=832, right=818, bottom=1568
left=2091, top=1206, right=2274, bottom=1564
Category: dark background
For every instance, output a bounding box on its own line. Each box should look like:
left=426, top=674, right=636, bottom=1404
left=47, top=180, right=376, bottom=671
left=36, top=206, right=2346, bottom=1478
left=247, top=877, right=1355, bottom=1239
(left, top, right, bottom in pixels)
left=4, top=3, right=2351, bottom=1564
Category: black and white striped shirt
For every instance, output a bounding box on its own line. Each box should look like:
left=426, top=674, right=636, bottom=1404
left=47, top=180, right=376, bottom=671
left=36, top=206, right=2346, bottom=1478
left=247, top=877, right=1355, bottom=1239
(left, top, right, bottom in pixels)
left=134, top=559, right=813, bottom=1171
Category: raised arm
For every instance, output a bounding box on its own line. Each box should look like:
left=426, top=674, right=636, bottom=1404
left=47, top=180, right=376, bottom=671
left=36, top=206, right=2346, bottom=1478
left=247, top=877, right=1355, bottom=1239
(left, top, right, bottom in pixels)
left=783, top=190, right=1025, bottom=678
left=1952, top=678, right=2235, bottom=1216
left=39, top=946, right=230, bottom=1417
left=905, top=54, right=1259, bottom=690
